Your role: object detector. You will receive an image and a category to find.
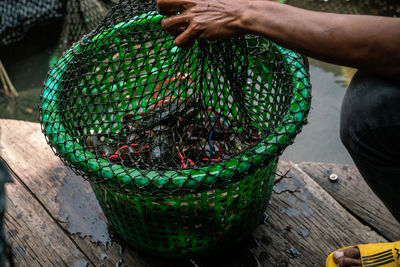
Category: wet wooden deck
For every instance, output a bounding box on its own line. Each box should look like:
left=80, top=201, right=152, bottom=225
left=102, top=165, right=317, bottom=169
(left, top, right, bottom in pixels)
left=0, top=119, right=399, bottom=266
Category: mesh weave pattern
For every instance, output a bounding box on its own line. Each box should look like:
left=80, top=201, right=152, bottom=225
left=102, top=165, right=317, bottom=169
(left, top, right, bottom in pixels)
left=41, top=1, right=311, bottom=193
left=0, top=0, right=63, bottom=46
left=93, top=159, right=277, bottom=257
left=40, top=1, right=311, bottom=256
left=56, top=0, right=116, bottom=57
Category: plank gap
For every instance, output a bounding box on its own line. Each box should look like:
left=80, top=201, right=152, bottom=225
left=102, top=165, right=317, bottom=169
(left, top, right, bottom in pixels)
left=339, top=199, right=390, bottom=241
left=298, top=162, right=400, bottom=242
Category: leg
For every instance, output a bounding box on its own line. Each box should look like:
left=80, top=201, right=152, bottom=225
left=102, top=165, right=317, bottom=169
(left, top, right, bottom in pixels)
left=340, top=70, right=400, bottom=222
left=330, top=71, right=400, bottom=267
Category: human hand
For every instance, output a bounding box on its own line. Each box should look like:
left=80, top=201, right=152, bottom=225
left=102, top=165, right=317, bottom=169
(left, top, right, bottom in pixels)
left=158, top=0, right=249, bottom=49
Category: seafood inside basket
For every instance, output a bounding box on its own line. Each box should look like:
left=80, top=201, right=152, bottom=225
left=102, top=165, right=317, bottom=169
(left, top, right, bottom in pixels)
left=84, top=83, right=261, bottom=170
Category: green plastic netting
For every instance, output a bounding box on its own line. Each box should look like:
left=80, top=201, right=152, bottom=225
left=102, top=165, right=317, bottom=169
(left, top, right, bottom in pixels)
left=0, top=0, right=62, bottom=46
left=55, top=0, right=116, bottom=58
left=40, top=0, right=311, bottom=257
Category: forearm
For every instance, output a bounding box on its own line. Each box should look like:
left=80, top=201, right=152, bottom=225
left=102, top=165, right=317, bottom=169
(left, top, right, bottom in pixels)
left=239, top=1, right=400, bottom=80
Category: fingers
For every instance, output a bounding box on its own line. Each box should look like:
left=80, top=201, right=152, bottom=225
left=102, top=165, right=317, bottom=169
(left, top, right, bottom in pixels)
left=162, top=14, right=191, bottom=36
left=168, top=26, right=187, bottom=37
left=336, top=257, right=362, bottom=267
left=158, top=0, right=202, bottom=49
left=161, top=13, right=198, bottom=48
left=174, top=24, right=198, bottom=50
left=333, top=248, right=362, bottom=267
left=343, top=247, right=360, bottom=259
left=157, top=0, right=195, bottom=15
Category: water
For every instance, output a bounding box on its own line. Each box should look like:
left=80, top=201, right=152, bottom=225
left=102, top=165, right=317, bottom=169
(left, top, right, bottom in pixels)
left=0, top=23, right=61, bottom=122
left=54, top=167, right=111, bottom=247
left=282, top=59, right=355, bottom=164
left=0, top=23, right=356, bottom=164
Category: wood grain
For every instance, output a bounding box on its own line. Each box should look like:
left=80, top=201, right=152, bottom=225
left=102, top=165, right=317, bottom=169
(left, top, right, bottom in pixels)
left=0, top=119, right=150, bottom=266
left=298, top=161, right=400, bottom=242
left=244, top=158, right=386, bottom=266
left=4, top=171, right=89, bottom=266
left=0, top=119, right=388, bottom=266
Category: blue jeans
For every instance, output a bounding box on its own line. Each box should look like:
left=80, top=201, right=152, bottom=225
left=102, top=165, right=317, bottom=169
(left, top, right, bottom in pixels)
left=340, top=71, right=400, bottom=222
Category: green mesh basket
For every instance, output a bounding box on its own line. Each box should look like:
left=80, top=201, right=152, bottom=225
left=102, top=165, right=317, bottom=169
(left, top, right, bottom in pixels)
left=40, top=1, right=311, bottom=258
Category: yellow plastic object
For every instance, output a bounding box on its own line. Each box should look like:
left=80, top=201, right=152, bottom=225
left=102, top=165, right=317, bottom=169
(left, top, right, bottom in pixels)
left=326, top=241, right=400, bottom=267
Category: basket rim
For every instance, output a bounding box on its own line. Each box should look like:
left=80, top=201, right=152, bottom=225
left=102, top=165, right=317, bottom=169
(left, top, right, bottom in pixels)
left=40, top=11, right=311, bottom=192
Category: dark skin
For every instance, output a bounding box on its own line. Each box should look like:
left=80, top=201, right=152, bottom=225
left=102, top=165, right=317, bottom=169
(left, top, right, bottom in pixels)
left=158, top=0, right=400, bottom=81
left=158, top=0, right=400, bottom=265
left=333, top=248, right=361, bottom=267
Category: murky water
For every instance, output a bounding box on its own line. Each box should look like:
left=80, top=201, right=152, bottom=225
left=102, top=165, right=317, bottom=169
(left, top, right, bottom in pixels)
left=3, top=0, right=395, bottom=164
left=0, top=23, right=61, bottom=122
left=0, top=3, right=397, bottom=266
left=282, top=59, right=355, bottom=164
left=54, top=167, right=111, bottom=247
left=0, top=34, right=354, bottom=166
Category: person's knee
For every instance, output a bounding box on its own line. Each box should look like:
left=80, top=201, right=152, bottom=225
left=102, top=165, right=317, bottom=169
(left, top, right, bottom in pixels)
left=339, top=70, right=400, bottom=152
left=339, top=71, right=367, bottom=151
left=339, top=120, right=352, bottom=152
left=339, top=116, right=352, bottom=152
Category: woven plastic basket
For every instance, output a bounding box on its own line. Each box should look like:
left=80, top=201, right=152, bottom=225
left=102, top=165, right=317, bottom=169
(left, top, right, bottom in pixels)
left=40, top=2, right=311, bottom=258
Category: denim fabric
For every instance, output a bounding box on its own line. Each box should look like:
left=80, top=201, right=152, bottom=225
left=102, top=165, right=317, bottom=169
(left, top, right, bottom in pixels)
left=340, top=71, right=400, bottom=222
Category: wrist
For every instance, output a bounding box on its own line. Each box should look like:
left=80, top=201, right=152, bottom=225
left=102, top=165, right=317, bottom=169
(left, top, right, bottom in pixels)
left=237, top=1, right=263, bottom=35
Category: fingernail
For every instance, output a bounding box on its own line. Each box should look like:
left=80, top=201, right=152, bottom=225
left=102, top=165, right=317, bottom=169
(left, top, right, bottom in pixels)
left=334, top=251, right=344, bottom=259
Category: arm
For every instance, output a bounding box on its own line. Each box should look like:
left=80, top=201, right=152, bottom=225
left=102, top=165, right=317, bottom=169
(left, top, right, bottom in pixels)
left=158, top=0, right=400, bottom=80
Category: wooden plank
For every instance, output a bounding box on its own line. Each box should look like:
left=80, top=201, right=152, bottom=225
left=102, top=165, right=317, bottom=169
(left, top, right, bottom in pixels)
left=0, top=119, right=152, bottom=266
left=4, top=171, right=91, bottom=266
left=298, top=161, right=400, bottom=242
left=184, top=159, right=387, bottom=266
left=242, top=158, right=387, bottom=266
left=0, top=119, right=387, bottom=266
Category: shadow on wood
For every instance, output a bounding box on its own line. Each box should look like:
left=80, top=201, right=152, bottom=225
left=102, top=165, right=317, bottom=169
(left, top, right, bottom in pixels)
left=0, top=119, right=388, bottom=266
left=299, top=162, right=400, bottom=242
